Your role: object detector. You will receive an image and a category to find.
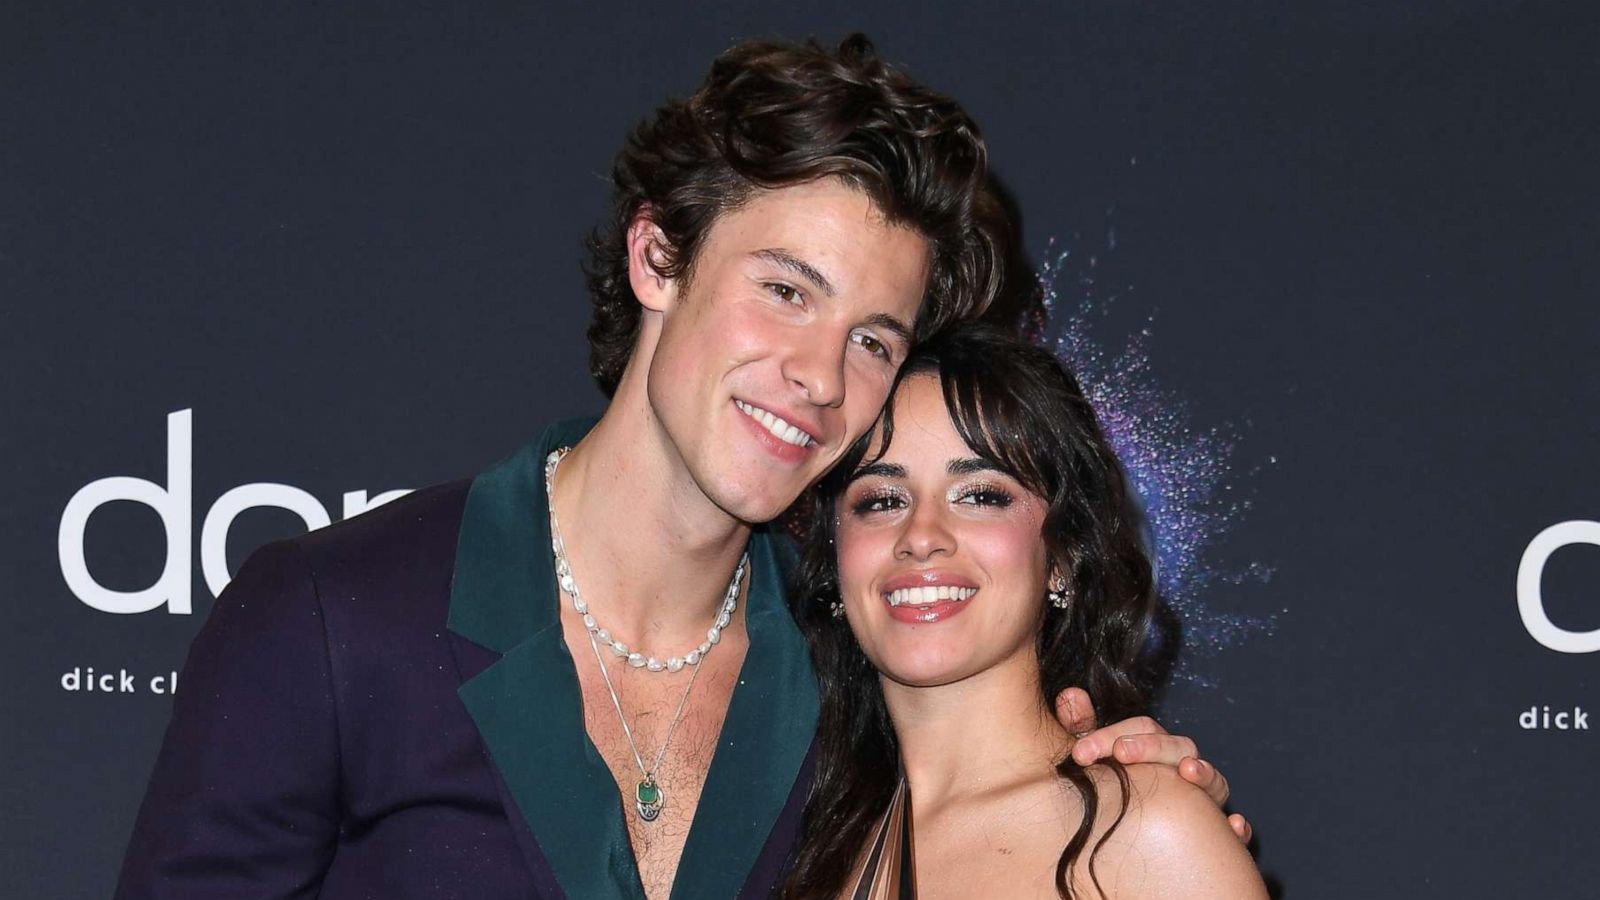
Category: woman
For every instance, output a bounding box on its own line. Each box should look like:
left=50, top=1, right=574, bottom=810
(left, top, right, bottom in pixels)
left=783, top=325, right=1266, bottom=899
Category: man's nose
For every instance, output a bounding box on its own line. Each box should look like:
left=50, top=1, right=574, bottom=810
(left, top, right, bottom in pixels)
left=783, top=335, right=847, bottom=408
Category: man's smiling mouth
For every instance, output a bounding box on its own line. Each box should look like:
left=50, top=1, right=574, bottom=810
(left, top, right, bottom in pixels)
left=734, top=399, right=815, bottom=448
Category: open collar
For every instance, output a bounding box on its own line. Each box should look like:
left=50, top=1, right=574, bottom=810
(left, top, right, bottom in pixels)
left=448, top=418, right=819, bottom=899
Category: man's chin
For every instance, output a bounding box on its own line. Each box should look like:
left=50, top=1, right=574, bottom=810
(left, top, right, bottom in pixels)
left=725, top=496, right=798, bottom=527
left=710, top=478, right=807, bottom=526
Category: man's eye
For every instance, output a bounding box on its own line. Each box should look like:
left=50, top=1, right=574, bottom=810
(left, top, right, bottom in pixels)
left=767, top=283, right=803, bottom=306
left=851, top=331, right=890, bottom=360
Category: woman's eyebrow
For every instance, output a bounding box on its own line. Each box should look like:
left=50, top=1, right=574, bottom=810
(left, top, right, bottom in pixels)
left=848, top=461, right=906, bottom=482
left=948, top=457, right=1003, bottom=476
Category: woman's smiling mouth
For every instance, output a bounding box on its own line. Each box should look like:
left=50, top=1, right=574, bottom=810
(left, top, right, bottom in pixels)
left=885, top=585, right=978, bottom=607
left=879, top=573, right=979, bottom=624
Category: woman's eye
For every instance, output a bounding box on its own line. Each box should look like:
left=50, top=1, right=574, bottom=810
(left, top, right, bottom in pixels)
left=851, top=331, right=890, bottom=360
left=849, top=491, right=905, bottom=515
left=954, top=486, right=1014, bottom=508
left=767, top=283, right=803, bottom=306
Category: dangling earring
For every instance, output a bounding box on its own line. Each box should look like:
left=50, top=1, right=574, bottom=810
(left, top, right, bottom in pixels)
left=822, top=580, right=845, bottom=619
left=1047, top=572, right=1070, bottom=609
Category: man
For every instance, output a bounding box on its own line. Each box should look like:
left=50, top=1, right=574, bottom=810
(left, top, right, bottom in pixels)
left=116, top=35, right=1245, bottom=900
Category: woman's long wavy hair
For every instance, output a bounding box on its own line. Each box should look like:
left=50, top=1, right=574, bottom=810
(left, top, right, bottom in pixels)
left=584, top=33, right=1009, bottom=396
left=781, top=325, right=1159, bottom=899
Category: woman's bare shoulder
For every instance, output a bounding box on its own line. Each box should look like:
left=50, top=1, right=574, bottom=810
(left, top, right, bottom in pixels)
left=1067, top=762, right=1268, bottom=900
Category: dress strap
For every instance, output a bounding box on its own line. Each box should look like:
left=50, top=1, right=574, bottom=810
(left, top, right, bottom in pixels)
left=845, top=776, right=916, bottom=900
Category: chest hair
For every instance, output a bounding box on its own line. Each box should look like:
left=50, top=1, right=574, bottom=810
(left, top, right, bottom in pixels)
left=569, top=626, right=749, bottom=900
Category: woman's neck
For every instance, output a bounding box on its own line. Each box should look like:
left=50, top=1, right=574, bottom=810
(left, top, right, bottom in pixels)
left=882, top=654, right=1075, bottom=812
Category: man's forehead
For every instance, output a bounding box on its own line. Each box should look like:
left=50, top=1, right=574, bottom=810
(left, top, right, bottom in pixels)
left=710, top=181, right=926, bottom=261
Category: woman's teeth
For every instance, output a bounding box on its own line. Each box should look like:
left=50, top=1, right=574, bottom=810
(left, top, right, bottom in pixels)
left=886, top=586, right=978, bottom=607
left=736, top=400, right=813, bottom=447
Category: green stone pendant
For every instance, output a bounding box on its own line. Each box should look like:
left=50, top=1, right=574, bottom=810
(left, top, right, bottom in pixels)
left=635, top=777, right=663, bottom=822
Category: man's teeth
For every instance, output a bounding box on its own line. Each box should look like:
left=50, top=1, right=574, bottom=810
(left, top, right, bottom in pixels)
left=735, top=400, right=813, bottom=447
left=886, top=586, right=978, bottom=607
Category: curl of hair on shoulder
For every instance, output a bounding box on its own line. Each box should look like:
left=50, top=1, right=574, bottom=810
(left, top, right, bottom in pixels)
left=583, top=34, right=1012, bottom=396
left=779, top=324, right=1160, bottom=900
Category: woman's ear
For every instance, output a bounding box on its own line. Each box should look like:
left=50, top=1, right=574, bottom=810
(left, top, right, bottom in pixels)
left=1047, top=567, right=1070, bottom=609
left=626, top=210, right=677, bottom=313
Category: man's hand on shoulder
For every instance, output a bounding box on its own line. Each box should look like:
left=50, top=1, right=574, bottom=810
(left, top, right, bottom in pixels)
left=1053, top=686, right=1253, bottom=844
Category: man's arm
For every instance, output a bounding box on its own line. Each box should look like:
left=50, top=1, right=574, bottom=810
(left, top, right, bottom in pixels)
left=1054, top=687, right=1253, bottom=843
left=115, top=541, right=340, bottom=899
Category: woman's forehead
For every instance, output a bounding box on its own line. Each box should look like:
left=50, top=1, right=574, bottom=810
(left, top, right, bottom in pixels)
left=867, top=374, right=972, bottom=465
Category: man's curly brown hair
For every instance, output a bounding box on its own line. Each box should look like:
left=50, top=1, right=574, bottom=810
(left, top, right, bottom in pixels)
left=583, top=33, right=1010, bottom=396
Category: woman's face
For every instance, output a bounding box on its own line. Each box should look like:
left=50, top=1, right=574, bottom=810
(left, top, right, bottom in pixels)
left=835, top=373, right=1053, bottom=688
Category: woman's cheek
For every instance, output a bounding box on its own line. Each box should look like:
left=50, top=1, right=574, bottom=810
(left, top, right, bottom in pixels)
left=836, top=517, right=904, bottom=605
left=833, top=520, right=872, bottom=595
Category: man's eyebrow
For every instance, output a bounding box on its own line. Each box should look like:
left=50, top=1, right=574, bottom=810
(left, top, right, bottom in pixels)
left=863, top=312, right=914, bottom=347
left=753, top=248, right=836, bottom=296
left=752, top=248, right=912, bottom=346
left=948, top=457, right=1004, bottom=476
left=848, top=461, right=906, bottom=482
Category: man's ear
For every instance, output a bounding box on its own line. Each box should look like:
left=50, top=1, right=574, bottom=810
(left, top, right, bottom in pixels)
left=627, top=211, right=678, bottom=314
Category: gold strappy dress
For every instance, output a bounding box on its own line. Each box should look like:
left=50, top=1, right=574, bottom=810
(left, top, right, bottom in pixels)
left=843, top=777, right=916, bottom=899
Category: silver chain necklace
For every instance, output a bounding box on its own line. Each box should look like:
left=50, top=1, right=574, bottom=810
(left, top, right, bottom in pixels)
left=544, top=447, right=748, bottom=821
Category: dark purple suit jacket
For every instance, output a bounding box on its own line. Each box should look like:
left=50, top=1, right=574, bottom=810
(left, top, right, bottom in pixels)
left=115, top=423, right=819, bottom=900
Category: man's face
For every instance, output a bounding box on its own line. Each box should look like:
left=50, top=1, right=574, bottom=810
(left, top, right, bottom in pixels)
left=640, top=179, right=930, bottom=524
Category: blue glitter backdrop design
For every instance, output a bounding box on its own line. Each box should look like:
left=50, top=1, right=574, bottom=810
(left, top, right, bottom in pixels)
left=1036, top=237, right=1276, bottom=687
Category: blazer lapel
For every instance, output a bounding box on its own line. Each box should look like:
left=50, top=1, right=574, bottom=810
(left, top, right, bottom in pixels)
left=447, top=423, right=647, bottom=900
left=446, top=631, right=569, bottom=900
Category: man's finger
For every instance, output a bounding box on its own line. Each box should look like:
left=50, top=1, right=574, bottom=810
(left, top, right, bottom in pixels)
left=1110, top=732, right=1199, bottom=767
left=1053, top=687, right=1096, bottom=736
left=1228, top=813, right=1253, bottom=845
left=1177, top=756, right=1231, bottom=807
left=1068, top=715, right=1169, bottom=765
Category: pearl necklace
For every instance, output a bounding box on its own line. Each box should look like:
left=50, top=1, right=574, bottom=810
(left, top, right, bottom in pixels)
left=544, top=447, right=745, bottom=672
left=544, top=447, right=748, bottom=821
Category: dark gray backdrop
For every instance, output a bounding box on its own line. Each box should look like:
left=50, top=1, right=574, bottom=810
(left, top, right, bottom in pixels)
left=5, top=1, right=1596, bottom=897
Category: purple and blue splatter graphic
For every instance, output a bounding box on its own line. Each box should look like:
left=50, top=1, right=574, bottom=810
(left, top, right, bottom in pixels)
left=1035, top=238, right=1276, bottom=687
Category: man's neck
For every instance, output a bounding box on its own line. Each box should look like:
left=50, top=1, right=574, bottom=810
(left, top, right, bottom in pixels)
left=548, top=386, right=754, bottom=648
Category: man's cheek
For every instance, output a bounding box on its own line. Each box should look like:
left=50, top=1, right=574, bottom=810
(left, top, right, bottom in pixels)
left=843, top=396, right=890, bottom=445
